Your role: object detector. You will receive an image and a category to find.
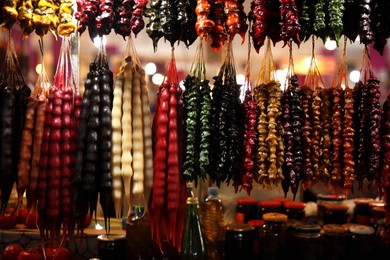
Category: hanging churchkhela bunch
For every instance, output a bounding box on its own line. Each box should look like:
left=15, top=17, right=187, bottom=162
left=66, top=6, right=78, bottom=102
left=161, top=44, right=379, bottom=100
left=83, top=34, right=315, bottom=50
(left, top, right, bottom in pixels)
left=36, top=38, right=81, bottom=242
left=253, top=39, right=284, bottom=190
left=209, top=44, right=244, bottom=186
left=149, top=52, right=186, bottom=252
left=76, top=0, right=147, bottom=40
left=16, top=41, right=51, bottom=220
left=195, top=0, right=247, bottom=51
left=304, top=38, right=325, bottom=188
left=111, top=38, right=153, bottom=220
left=182, top=39, right=212, bottom=186
left=381, top=87, right=390, bottom=224
left=0, top=0, right=77, bottom=37
left=234, top=37, right=258, bottom=195
left=74, top=41, right=114, bottom=235
left=281, top=46, right=302, bottom=200
left=0, top=35, right=31, bottom=214
left=146, top=0, right=197, bottom=51
left=353, top=46, right=382, bottom=193
left=330, top=38, right=355, bottom=195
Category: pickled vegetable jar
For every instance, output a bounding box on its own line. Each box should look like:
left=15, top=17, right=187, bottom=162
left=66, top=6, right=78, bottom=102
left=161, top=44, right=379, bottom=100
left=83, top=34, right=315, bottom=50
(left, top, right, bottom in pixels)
left=257, top=200, right=282, bottom=219
left=283, top=201, right=305, bottom=221
left=323, top=203, right=349, bottom=224
left=322, top=224, right=348, bottom=259
left=317, top=194, right=346, bottom=220
left=259, top=213, right=288, bottom=260
left=376, top=222, right=390, bottom=258
left=289, top=224, right=322, bottom=260
left=353, top=198, right=374, bottom=225
left=348, top=224, right=375, bottom=259
left=235, top=197, right=257, bottom=223
left=224, top=222, right=255, bottom=260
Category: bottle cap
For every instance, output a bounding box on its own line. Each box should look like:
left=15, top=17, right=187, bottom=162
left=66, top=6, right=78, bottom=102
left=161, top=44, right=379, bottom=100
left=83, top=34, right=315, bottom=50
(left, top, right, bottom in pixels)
left=263, top=213, right=288, bottom=222
left=284, top=201, right=305, bottom=210
left=349, top=224, right=375, bottom=235
left=237, top=197, right=257, bottom=205
left=208, top=187, right=219, bottom=196
left=323, top=224, right=348, bottom=235
left=258, top=200, right=282, bottom=209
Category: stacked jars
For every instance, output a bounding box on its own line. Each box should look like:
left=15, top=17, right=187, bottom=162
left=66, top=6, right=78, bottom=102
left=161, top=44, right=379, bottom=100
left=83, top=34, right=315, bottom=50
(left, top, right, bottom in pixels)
left=235, top=198, right=257, bottom=223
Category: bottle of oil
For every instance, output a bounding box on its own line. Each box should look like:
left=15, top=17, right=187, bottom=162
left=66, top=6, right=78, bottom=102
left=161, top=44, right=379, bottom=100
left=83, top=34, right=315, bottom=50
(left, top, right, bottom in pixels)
left=201, top=187, right=225, bottom=260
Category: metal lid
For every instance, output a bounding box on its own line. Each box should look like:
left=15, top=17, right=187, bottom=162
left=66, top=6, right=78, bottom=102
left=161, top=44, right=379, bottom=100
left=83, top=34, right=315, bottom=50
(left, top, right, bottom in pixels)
left=323, top=224, right=348, bottom=235
left=225, top=222, right=255, bottom=233
left=293, top=224, right=321, bottom=233
left=237, top=197, right=257, bottom=205
left=324, top=203, right=349, bottom=211
left=354, top=198, right=375, bottom=205
left=271, top=197, right=292, bottom=203
left=263, top=213, right=288, bottom=222
left=349, top=224, right=375, bottom=235
left=317, top=194, right=346, bottom=202
left=97, top=234, right=126, bottom=241
left=258, top=200, right=282, bottom=208
left=247, top=219, right=264, bottom=228
left=284, top=201, right=305, bottom=210
left=369, top=201, right=385, bottom=208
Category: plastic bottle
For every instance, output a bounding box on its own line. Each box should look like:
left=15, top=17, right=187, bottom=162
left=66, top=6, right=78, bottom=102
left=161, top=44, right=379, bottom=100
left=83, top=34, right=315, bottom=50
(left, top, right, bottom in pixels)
left=201, top=187, right=225, bottom=260
left=181, top=196, right=208, bottom=260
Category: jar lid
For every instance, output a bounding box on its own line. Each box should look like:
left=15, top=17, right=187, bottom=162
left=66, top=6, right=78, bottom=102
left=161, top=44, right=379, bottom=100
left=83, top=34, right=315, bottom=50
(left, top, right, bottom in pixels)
left=225, top=222, right=255, bottom=233
left=271, top=197, right=292, bottom=204
left=372, top=206, right=386, bottom=213
left=284, top=201, right=305, bottom=210
left=248, top=219, right=264, bottom=228
left=349, top=224, right=375, bottom=235
left=293, top=223, right=321, bottom=233
left=324, top=203, right=349, bottom=211
left=369, top=201, right=385, bottom=208
left=263, top=213, right=288, bottom=222
left=323, top=224, right=348, bottom=235
left=354, top=198, right=375, bottom=205
left=97, top=234, right=126, bottom=241
left=237, top=197, right=257, bottom=205
left=258, top=200, right=282, bottom=209
left=317, top=194, right=346, bottom=202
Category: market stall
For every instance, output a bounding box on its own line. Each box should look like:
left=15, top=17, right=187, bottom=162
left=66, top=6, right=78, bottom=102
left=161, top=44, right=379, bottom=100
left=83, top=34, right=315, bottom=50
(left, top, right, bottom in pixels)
left=1, top=0, right=390, bottom=259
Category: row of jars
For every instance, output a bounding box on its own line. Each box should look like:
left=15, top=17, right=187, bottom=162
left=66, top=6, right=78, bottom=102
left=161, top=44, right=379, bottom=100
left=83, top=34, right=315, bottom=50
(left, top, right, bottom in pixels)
left=225, top=212, right=390, bottom=260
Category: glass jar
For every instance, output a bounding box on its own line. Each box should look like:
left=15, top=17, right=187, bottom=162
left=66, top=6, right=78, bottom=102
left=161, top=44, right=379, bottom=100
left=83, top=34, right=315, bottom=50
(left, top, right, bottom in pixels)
left=98, top=234, right=127, bottom=260
left=224, top=222, right=255, bottom=260
left=257, top=200, right=282, bottom=219
left=289, top=224, right=322, bottom=260
left=259, top=213, right=288, bottom=260
left=353, top=198, right=374, bottom=225
left=247, top=219, right=264, bottom=258
left=283, top=201, right=305, bottom=221
left=348, top=224, right=375, bottom=259
left=376, top=222, right=390, bottom=258
left=323, top=203, right=349, bottom=225
left=317, top=194, right=346, bottom=220
left=271, top=197, right=291, bottom=205
left=235, top=197, right=257, bottom=223
left=322, top=224, right=349, bottom=259
left=369, top=201, right=386, bottom=226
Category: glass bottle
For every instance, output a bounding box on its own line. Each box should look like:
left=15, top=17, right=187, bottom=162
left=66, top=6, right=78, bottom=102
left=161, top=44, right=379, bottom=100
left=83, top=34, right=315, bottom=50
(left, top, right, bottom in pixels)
left=259, top=213, right=288, bottom=260
left=181, top=197, right=208, bottom=260
left=201, top=187, right=224, bottom=260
